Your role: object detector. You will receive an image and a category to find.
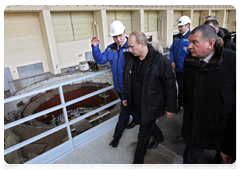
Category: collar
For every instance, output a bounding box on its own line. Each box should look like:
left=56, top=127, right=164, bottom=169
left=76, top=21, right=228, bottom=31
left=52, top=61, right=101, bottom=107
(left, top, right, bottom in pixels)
left=177, top=29, right=191, bottom=38
left=138, top=51, right=150, bottom=61
left=112, top=37, right=129, bottom=50
left=185, top=37, right=224, bottom=65
left=117, top=37, right=127, bottom=50
left=182, top=29, right=190, bottom=36
left=199, top=50, right=215, bottom=63
left=121, top=38, right=127, bottom=47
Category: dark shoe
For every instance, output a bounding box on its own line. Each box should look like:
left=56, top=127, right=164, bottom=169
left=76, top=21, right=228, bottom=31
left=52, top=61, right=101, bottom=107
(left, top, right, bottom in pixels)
left=177, top=106, right=184, bottom=114
left=130, top=165, right=143, bottom=169
left=109, top=138, right=119, bottom=148
left=176, top=136, right=184, bottom=142
left=148, top=138, right=164, bottom=149
left=126, top=122, right=139, bottom=129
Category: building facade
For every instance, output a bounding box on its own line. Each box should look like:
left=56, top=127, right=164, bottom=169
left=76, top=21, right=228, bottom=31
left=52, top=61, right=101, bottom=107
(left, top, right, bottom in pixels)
left=4, top=5, right=236, bottom=80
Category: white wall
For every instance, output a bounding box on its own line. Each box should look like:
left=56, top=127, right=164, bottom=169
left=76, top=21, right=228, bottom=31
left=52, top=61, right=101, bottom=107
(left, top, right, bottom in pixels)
left=4, top=12, right=49, bottom=80
left=56, top=39, right=93, bottom=69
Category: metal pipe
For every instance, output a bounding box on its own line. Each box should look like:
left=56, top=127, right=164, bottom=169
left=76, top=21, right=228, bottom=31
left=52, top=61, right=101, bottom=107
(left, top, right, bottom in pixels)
left=89, top=111, right=110, bottom=122
left=58, top=85, right=74, bottom=150
left=4, top=69, right=111, bottom=103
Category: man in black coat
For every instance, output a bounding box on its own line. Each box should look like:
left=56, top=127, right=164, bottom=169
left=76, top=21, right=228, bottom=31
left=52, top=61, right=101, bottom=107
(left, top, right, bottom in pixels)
left=122, top=31, right=177, bottom=164
left=182, top=24, right=236, bottom=164
left=220, top=102, right=236, bottom=164
left=223, top=33, right=236, bottom=51
left=205, top=15, right=230, bottom=39
left=204, top=19, right=236, bottom=51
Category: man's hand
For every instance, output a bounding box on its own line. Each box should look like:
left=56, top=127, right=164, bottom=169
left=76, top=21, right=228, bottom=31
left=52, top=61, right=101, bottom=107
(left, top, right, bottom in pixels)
left=171, top=62, right=176, bottom=69
left=122, top=100, right=127, bottom=106
left=166, top=111, right=174, bottom=119
left=91, top=35, right=100, bottom=46
left=220, top=151, right=232, bottom=164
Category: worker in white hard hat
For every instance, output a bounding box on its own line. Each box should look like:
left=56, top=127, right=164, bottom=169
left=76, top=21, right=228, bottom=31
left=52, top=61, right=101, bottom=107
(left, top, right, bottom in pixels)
left=170, top=15, right=191, bottom=142
left=91, top=20, right=140, bottom=148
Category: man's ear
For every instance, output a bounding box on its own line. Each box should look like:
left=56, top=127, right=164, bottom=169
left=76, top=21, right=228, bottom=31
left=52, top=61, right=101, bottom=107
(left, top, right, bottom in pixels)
left=141, top=41, right=145, bottom=46
left=208, top=39, right=215, bottom=49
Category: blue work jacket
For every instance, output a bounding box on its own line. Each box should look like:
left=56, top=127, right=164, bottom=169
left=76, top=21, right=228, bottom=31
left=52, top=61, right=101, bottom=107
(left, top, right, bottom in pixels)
left=92, top=38, right=129, bottom=93
left=170, top=30, right=191, bottom=72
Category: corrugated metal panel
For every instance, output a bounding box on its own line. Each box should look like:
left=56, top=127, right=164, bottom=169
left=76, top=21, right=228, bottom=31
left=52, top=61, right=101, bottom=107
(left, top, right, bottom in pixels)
left=107, top=11, right=115, bottom=36
left=193, top=11, right=201, bottom=27
left=148, top=11, right=157, bottom=32
left=116, top=11, right=132, bottom=35
left=144, top=12, right=149, bottom=32
left=17, top=62, right=44, bottom=78
left=72, top=12, right=94, bottom=40
left=173, top=11, right=182, bottom=29
left=51, top=12, right=74, bottom=43
left=225, top=10, right=229, bottom=24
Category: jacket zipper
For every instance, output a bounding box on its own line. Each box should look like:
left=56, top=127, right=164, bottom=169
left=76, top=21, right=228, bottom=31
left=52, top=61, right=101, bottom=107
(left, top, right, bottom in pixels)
left=117, top=49, right=121, bottom=93
left=176, top=36, right=181, bottom=71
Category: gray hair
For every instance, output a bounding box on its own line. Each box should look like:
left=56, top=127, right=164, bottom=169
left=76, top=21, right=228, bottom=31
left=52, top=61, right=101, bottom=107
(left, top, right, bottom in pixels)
left=206, top=15, right=217, bottom=20
left=191, top=24, right=218, bottom=42
left=151, top=42, right=163, bottom=54
left=129, top=31, right=148, bottom=46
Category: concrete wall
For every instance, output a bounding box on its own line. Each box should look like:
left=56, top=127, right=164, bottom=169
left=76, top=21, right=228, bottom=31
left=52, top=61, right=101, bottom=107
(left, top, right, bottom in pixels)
left=4, top=12, right=49, bottom=80
left=4, top=5, right=236, bottom=80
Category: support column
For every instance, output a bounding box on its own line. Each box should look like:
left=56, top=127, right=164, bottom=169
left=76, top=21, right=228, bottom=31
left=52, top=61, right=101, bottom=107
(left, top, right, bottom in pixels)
left=93, top=10, right=108, bottom=51
left=132, top=10, right=144, bottom=32
left=158, top=10, right=173, bottom=48
left=39, top=10, right=61, bottom=75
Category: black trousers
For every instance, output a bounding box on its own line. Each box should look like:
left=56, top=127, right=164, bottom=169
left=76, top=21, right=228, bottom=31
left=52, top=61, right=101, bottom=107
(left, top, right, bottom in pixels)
left=133, top=119, right=164, bottom=164
left=113, top=92, right=140, bottom=140
left=183, top=146, right=224, bottom=164
left=183, top=146, right=204, bottom=164
left=176, top=71, right=184, bottom=107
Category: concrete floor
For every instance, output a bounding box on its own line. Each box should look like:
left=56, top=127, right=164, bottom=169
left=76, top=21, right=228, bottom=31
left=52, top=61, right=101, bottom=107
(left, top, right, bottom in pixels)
left=52, top=112, right=223, bottom=165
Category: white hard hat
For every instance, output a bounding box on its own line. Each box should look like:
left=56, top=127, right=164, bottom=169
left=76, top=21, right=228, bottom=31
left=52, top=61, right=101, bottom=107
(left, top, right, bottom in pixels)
left=109, top=20, right=125, bottom=36
left=176, top=16, right=191, bottom=26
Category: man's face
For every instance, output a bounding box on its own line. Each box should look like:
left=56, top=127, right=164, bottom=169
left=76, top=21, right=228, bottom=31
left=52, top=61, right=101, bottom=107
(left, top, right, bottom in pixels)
left=188, top=31, right=213, bottom=59
left=128, top=36, right=144, bottom=57
left=112, top=31, right=126, bottom=46
left=178, top=24, right=189, bottom=34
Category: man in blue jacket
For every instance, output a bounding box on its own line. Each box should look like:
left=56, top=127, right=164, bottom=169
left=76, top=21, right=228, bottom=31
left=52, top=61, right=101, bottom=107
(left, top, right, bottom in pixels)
left=91, top=20, right=139, bottom=148
left=170, top=16, right=191, bottom=114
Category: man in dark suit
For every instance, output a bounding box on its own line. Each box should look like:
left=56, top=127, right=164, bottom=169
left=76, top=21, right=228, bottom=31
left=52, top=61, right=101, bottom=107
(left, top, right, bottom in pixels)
left=205, top=15, right=230, bottom=39
left=182, top=24, right=236, bottom=164
left=122, top=31, right=177, bottom=163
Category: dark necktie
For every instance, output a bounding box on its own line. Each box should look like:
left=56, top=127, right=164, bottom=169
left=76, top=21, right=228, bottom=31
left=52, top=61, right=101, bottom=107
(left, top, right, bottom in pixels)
left=199, top=60, right=206, bottom=67
left=119, top=45, right=121, bottom=51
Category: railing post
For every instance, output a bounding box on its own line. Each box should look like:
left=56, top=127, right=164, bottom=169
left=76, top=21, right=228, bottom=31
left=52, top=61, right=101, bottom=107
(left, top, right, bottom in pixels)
left=58, top=85, right=74, bottom=150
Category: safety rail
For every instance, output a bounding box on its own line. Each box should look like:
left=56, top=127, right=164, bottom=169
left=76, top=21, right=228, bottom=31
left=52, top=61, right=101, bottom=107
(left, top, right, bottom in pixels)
left=4, top=52, right=170, bottom=164
left=4, top=69, right=121, bottom=164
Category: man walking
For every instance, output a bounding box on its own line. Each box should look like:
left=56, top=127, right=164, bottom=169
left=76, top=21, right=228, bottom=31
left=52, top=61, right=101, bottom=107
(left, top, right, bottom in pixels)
left=91, top=20, right=139, bottom=148
left=182, top=24, right=236, bottom=164
left=204, top=19, right=236, bottom=51
left=205, top=15, right=230, bottom=39
left=122, top=31, right=177, bottom=164
left=170, top=16, right=191, bottom=114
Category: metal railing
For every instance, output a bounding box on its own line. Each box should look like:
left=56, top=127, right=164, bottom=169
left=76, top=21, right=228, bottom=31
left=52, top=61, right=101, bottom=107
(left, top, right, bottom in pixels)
left=4, top=69, right=120, bottom=164
left=4, top=52, right=170, bottom=164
